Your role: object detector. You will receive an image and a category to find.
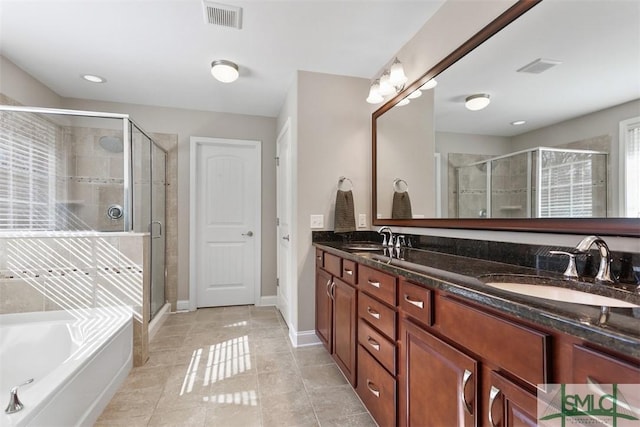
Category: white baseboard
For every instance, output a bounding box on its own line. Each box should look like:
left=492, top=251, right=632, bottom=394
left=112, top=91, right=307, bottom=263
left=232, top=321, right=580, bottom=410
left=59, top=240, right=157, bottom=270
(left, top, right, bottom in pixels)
left=176, top=300, right=190, bottom=312
left=258, top=295, right=277, bottom=306
left=288, top=328, right=322, bottom=348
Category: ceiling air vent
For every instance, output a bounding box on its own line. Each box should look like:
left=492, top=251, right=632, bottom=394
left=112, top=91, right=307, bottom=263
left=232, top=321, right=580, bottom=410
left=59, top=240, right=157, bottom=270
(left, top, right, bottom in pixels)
left=517, top=58, right=562, bottom=74
left=202, top=1, right=243, bottom=29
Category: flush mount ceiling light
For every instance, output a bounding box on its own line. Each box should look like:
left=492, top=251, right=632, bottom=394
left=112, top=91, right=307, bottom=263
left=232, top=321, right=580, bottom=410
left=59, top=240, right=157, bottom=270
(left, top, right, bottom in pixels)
left=211, top=59, right=239, bottom=83
left=82, top=74, right=106, bottom=83
left=365, top=57, right=408, bottom=104
left=465, top=93, right=491, bottom=111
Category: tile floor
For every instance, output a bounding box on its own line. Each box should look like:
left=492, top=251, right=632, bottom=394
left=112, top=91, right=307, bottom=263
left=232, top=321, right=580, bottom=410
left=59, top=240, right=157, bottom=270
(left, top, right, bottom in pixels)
left=96, top=305, right=376, bottom=427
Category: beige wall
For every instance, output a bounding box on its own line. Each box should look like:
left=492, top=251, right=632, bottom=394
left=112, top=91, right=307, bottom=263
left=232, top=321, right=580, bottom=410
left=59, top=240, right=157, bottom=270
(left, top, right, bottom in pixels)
left=281, top=71, right=371, bottom=333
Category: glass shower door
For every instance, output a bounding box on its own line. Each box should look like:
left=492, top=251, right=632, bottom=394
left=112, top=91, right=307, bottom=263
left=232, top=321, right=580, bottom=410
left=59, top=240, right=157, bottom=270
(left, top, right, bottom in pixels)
left=150, top=143, right=166, bottom=319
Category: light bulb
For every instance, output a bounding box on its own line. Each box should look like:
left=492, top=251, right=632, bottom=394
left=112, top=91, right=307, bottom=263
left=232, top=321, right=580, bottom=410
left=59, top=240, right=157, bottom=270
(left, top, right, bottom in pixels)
left=366, top=80, right=384, bottom=104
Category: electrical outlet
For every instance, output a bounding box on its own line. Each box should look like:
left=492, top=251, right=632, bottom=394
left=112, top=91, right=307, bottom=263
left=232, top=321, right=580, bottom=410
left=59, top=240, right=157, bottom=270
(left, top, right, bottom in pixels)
left=358, top=213, right=367, bottom=228
left=310, top=214, right=324, bottom=229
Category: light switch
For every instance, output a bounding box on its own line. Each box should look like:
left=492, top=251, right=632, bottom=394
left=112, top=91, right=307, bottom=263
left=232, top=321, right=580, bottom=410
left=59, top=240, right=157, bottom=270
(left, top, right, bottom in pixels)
left=310, top=214, right=324, bottom=229
left=358, top=213, right=367, bottom=228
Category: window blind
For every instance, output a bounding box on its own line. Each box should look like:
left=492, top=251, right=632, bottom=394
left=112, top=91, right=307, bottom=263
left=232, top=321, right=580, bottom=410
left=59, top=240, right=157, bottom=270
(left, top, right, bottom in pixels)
left=540, top=158, right=593, bottom=218
left=0, top=111, right=56, bottom=230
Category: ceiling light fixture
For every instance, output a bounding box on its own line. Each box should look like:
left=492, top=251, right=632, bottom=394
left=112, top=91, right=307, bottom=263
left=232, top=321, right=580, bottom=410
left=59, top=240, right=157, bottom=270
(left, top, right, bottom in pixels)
left=82, top=74, right=106, bottom=83
left=211, top=59, right=239, bottom=83
left=465, top=93, right=491, bottom=111
left=511, top=120, right=526, bottom=126
left=365, top=57, right=407, bottom=104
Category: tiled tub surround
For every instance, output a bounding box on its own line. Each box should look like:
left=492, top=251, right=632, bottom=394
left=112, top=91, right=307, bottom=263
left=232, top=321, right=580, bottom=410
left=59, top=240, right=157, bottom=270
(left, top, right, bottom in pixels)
left=314, top=238, right=640, bottom=358
left=97, top=306, right=376, bottom=427
left=0, top=232, right=151, bottom=366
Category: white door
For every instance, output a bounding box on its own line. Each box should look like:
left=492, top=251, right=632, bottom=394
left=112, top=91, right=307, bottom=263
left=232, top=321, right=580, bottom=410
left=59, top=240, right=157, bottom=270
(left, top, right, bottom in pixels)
left=276, top=120, right=293, bottom=327
left=191, top=138, right=261, bottom=308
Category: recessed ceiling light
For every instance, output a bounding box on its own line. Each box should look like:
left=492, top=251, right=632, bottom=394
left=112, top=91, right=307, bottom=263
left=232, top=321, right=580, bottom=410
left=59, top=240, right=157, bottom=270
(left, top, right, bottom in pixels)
left=82, top=74, right=106, bottom=83
left=511, top=120, right=526, bottom=126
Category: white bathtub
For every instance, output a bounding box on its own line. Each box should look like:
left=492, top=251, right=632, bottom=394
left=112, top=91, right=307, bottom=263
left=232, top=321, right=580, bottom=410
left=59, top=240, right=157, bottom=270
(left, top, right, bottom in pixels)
left=0, top=307, right=133, bottom=427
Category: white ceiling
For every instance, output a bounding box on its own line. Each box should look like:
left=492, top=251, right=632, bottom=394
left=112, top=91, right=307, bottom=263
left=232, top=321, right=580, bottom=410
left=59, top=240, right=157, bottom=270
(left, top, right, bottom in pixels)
left=0, top=0, right=445, bottom=118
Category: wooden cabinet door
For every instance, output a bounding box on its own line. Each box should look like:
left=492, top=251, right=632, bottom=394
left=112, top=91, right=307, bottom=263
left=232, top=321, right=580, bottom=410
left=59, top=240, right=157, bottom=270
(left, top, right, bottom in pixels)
left=333, top=277, right=357, bottom=385
left=315, top=267, right=333, bottom=353
left=401, top=319, right=478, bottom=427
left=486, top=371, right=537, bottom=427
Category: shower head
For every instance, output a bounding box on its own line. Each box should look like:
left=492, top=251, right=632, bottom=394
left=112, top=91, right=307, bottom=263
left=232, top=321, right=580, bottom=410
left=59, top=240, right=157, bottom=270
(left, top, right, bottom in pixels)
left=99, top=135, right=123, bottom=153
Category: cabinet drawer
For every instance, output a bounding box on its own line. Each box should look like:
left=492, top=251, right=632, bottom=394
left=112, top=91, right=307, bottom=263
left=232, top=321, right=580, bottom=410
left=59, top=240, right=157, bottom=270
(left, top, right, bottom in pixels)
left=359, top=318, right=396, bottom=375
left=359, top=292, right=396, bottom=341
left=315, top=249, right=324, bottom=268
left=324, top=253, right=342, bottom=277
left=437, top=296, right=549, bottom=388
left=341, top=259, right=357, bottom=285
left=356, top=344, right=396, bottom=427
left=358, top=264, right=397, bottom=305
left=572, top=345, right=640, bottom=384
left=399, top=279, right=433, bottom=326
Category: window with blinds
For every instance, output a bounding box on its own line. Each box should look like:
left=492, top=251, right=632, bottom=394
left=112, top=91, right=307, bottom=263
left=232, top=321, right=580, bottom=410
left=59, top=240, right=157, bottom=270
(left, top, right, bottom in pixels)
left=623, top=118, right=640, bottom=217
left=539, top=158, right=594, bottom=217
left=0, top=111, right=57, bottom=230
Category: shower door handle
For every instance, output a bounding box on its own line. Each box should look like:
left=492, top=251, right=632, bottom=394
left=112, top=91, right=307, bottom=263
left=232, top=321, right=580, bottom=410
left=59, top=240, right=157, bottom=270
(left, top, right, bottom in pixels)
left=242, top=231, right=253, bottom=237
left=149, top=221, right=163, bottom=239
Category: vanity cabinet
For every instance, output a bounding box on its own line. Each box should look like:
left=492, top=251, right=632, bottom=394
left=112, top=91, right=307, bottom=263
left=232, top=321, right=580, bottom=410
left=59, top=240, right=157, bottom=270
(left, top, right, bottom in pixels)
left=401, top=318, right=478, bottom=427
left=314, top=250, right=358, bottom=385
left=485, top=370, right=538, bottom=427
left=356, top=264, right=398, bottom=426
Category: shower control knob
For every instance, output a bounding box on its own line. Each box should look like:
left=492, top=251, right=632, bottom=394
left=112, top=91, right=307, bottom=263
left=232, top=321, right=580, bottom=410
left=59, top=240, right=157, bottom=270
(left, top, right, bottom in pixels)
left=242, top=231, right=253, bottom=237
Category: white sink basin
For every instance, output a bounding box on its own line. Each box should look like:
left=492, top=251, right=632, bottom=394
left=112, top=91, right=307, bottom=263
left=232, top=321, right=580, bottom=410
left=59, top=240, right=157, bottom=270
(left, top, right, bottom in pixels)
left=485, top=282, right=639, bottom=308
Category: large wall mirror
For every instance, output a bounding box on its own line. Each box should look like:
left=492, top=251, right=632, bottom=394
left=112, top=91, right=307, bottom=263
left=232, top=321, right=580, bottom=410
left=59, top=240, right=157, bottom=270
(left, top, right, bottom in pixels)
left=372, top=0, right=640, bottom=236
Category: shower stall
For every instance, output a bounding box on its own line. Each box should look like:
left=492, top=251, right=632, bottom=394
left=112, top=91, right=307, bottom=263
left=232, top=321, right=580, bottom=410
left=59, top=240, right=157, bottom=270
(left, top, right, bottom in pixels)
left=0, top=106, right=167, bottom=320
left=456, top=147, right=608, bottom=219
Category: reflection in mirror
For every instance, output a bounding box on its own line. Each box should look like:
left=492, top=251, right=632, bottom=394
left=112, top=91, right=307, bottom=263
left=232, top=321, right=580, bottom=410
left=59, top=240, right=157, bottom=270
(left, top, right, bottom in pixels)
left=374, top=0, right=640, bottom=227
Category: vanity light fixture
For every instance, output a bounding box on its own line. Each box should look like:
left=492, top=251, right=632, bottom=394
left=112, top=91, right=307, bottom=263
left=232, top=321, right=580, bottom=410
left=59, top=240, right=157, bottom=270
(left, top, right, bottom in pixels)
left=82, top=74, right=106, bottom=83
left=511, top=120, right=526, bottom=126
left=366, top=79, right=384, bottom=104
left=365, top=57, right=408, bottom=104
left=397, top=98, right=411, bottom=107
left=211, top=59, right=239, bottom=83
left=465, top=93, right=491, bottom=111
left=407, top=89, right=422, bottom=99
left=420, top=79, right=437, bottom=90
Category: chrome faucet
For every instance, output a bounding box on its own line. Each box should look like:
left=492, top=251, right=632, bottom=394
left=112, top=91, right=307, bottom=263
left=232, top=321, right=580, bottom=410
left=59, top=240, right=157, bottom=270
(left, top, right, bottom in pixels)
left=575, top=235, right=614, bottom=283
left=5, top=378, right=33, bottom=414
left=377, top=226, right=394, bottom=247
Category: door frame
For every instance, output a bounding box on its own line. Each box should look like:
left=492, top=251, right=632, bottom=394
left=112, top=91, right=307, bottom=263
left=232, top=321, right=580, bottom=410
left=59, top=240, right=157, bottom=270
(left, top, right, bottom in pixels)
left=189, top=136, right=262, bottom=311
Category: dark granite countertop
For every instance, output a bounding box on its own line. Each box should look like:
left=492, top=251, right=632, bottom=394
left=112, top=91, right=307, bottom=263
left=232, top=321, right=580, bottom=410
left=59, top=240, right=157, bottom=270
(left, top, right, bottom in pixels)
left=314, top=241, right=640, bottom=359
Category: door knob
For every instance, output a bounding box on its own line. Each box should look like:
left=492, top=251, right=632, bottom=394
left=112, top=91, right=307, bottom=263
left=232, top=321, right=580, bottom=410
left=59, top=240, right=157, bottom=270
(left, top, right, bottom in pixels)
left=242, top=231, right=253, bottom=237
left=282, top=235, right=290, bottom=241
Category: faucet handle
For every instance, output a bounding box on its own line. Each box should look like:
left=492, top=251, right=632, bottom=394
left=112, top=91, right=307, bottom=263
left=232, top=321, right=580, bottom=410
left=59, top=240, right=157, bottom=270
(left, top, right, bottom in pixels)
left=395, top=235, right=406, bottom=249
left=5, top=378, right=33, bottom=414
left=550, top=251, right=579, bottom=279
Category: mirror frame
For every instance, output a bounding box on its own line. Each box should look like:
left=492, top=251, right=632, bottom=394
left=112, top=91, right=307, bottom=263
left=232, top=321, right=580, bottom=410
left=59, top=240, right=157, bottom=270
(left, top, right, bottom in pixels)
left=372, top=0, right=640, bottom=237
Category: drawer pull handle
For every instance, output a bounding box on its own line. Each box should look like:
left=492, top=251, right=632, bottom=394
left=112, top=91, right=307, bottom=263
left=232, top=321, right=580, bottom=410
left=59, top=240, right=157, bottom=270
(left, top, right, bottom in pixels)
left=488, top=386, right=501, bottom=427
left=325, top=279, right=332, bottom=299
left=344, top=269, right=353, bottom=276
left=404, top=294, right=424, bottom=309
left=367, top=336, right=380, bottom=351
left=366, top=306, right=381, bottom=320
left=462, top=369, right=473, bottom=416
left=367, top=279, right=381, bottom=288
left=316, top=256, right=322, bottom=261
left=366, top=380, right=380, bottom=398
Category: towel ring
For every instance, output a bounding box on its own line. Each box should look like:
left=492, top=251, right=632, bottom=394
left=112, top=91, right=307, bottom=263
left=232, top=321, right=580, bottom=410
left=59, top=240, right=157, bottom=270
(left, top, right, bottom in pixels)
left=338, top=176, right=353, bottom=191
left=393, top=178, right=408, bottom=193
